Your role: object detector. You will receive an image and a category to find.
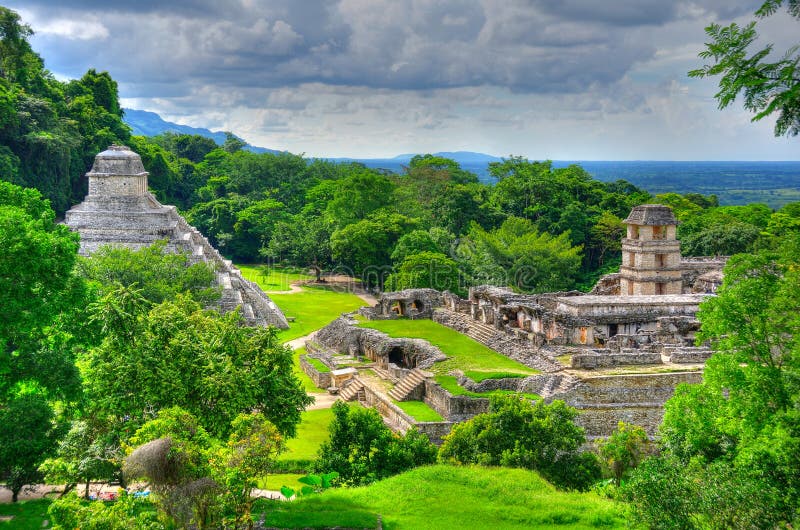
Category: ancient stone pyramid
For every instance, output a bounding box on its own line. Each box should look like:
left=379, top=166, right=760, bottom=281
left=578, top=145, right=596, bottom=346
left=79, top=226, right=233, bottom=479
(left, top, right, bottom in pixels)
left=65, top=145, right=289, bottom=329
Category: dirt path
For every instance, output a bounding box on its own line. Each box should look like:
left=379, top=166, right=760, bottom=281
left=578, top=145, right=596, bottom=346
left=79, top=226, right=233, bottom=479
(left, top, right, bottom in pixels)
left=285, top=331, right=316, bottom=350
left=306, top=392, right=337, bottom=410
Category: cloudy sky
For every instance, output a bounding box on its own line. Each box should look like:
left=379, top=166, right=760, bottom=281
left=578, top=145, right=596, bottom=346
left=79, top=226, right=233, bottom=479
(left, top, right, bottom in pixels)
left=7, top=0, right=799, bottom=159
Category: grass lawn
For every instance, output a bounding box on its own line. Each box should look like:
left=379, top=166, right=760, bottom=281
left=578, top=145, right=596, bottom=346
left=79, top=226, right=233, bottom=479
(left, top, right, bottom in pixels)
left=306, top=357, right=330, bottom=373
left=436, top=375, right=539, bottom=401
left=258, top=473, right=307, bottom=492
left=279, top=408, right=335, bottom=463
left=0, top=499, right=52, bottom=529
left=237, top=264, right=314, bottom=292
left=258, top=464, right=626, bottom=529
left=356, top=319, right=537, bottom=376
left=292, top=347, right=321, bottom=393
left=393, top=400, right=443, bottom=422
left=273, top=287, right=366, bottom=341
left=464, top=370, right=529, bottom=382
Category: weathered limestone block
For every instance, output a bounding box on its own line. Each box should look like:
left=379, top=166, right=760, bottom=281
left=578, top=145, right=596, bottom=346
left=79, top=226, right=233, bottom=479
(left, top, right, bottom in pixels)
left=424, top=380, right=490, bottom=421
left=552, top=372, right=703, bottom=436
left=373, top=288, right=444, bottom=319
left=299, top=355, right=332, bottom=389
left=571, top=352, right=662, bottom=369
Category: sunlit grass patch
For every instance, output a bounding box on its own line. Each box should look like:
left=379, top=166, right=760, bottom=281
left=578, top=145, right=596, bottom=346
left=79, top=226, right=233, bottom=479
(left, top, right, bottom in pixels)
left=237, top=264, right=314, bottom=292
left=273, top=286, right=365, bottom=341
left=356, top=319, right=537, bottom=376
left=259, top=465, right=626, bottom=529
left=393, top=400, right=443, bottom=422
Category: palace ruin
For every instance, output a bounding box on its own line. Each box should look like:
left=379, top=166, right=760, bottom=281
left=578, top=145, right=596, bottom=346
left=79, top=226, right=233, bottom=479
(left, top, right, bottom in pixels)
left=304, top=204, right=726, bottom=440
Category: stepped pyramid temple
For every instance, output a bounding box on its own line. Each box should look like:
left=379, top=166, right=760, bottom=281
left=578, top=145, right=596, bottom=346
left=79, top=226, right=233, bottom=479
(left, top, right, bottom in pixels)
left=65, top=145, right=288, bottom=329
left=300, top=204, right=729, bottom=442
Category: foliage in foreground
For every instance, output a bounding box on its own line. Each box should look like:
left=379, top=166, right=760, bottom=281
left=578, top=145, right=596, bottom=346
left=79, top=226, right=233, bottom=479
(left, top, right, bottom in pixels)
left=313, top=401, right=437, bottom=487
left=596, top=422, right=649, bottom=487
left=438, top=396, right=601, bottom=491
left=82, top=289, right=312, bottom=439
left=624, top=235, right=800, bottom=528
left=118, top=407, right=282, bottom=529
left=77, top=240, right=219, bottom=305
left=49, top=493, right=168, bottom=530
left=0, top=181, right=84, bottom=501
left=689, top=0, right=800, bottom=137
left=263, top=464, right=625, bottom=530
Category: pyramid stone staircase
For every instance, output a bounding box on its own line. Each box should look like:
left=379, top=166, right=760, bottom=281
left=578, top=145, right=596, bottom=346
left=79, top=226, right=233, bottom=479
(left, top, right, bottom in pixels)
left=64, top=145, right=288, bottom=329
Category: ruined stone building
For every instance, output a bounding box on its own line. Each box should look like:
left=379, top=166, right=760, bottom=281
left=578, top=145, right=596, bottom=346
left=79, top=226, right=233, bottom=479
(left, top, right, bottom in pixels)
left=65, top=145, right=288, bottom=329
left=305, top=203, right=727, bottom=440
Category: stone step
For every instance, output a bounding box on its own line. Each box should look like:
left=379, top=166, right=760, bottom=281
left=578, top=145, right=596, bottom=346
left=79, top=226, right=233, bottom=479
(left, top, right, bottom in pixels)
left=387, top=368, right=429, bottom=401
left=372, top=366, right=399, bottom=384
left=337, top=380, right=364, bottom=402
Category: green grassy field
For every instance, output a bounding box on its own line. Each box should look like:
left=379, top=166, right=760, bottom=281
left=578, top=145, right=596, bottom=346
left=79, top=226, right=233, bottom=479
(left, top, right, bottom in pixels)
left=393, top=400, right=443, bottom=422
left=237, top=264, right=314, bottom=291
left=273, top=287, right=366, bottom=341
left=0, top=499, right=52, bottom=529
left=356, top=319, right=537, bottom=376
left=259, top=465, right=626, bottom=529
left=279, top=408, right=335, bottom=464
left=258, top=473, right=307, bottom=491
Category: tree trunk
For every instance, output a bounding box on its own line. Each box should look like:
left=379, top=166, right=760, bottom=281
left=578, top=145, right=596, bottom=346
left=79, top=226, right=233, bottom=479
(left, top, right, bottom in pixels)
left=58, top=483, right=76, bottom=498
left=11, top=489, right=19, bottom=503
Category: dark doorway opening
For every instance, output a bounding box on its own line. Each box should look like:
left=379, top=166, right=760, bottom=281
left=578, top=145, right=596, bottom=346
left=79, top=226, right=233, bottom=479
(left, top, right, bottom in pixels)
left=608, top=324, right=619, bottom=337
left=388, top=347, right=409, bottom=368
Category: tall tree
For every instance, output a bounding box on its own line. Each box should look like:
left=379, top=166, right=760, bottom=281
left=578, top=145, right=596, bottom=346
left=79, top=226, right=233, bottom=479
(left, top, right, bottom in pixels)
left=689, top=0, right=800, bottom=136
left=82, top=291, right=312, bottom=439
left=0, top=181, right=84, bottom=501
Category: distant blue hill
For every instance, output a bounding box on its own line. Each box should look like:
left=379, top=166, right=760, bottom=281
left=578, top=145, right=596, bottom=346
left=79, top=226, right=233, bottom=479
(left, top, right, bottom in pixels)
left=122, top=108, right=280, bottom=154
left=123, top=109, right=800, bottom=208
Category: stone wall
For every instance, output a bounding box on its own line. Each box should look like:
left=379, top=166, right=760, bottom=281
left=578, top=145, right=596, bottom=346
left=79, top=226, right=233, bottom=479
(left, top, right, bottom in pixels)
left=553, top=372, right=703, bottom=436
left=315, top=316, right=446, bottom=369
left=424, top=380, right=490, bottom=421
left=571, top=352, right=662, bottom=369
left=299, top=355, right=331, bottom=389
left=360, top=382, right=452, bottom=444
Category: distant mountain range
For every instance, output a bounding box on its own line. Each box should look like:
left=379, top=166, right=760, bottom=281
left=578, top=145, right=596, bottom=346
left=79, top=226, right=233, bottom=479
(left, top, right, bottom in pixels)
left=123, top=108, right=800, bottom=208
left=122, top=108, right=501, bottom=167
left=123, top=108, right=280, bottom=154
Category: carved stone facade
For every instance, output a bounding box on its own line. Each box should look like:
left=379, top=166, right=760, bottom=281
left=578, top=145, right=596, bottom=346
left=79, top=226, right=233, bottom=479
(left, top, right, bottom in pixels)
left=65, top=145, right=289, bottom=329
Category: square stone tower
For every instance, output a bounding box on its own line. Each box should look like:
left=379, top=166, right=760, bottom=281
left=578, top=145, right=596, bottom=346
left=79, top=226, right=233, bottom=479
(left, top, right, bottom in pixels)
left=619, top=204, right=682, bottom=296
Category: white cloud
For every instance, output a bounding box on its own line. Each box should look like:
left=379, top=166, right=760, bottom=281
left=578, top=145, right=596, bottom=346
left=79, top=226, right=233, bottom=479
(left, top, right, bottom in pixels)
left=36, top=18, right=109, bottom=40
left=6, top=0, right=798, bottom=160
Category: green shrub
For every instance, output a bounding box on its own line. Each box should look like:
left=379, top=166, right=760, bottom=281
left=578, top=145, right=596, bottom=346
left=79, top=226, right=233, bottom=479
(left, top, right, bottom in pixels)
left=314, top=402, right=437, bottom=486
left=438, top=396, right=601, bottom=491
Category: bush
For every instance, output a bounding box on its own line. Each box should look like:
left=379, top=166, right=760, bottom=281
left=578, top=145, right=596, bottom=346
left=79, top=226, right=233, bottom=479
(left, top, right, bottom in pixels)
left=313, top=402, right=437, bottom=486
left=49, top=492, right=167, bottom=530
left=438, top=396, right=600, bottom=491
